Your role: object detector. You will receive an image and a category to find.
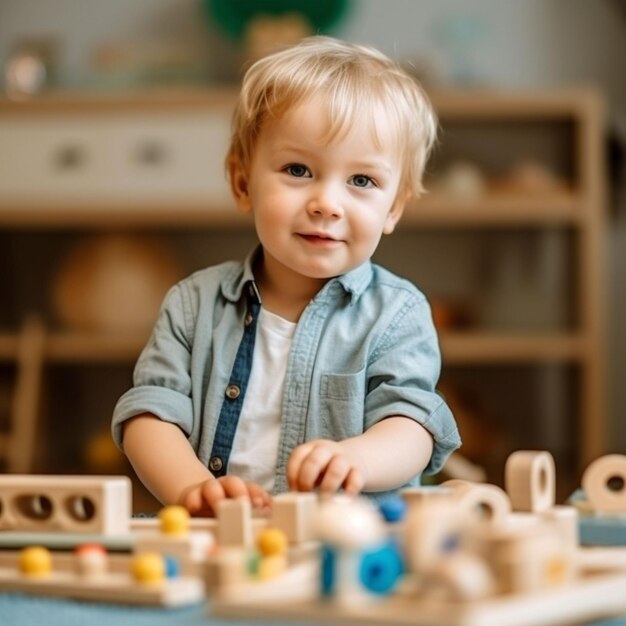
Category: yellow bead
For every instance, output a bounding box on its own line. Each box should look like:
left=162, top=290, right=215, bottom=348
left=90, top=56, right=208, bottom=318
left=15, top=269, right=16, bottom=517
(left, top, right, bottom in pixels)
left=158, top=505, right=190, bottom=536
left=20, top=546, right=52, bottom=577
left=257, top=527, right=288, bottom=557
left=257, top=554, right=287, bottom=580
left=131, top=552, right=165, bottom=584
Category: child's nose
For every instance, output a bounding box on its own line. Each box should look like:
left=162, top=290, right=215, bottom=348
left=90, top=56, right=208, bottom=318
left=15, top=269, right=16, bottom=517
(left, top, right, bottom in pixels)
left=306, top=184, right=343, bottom=219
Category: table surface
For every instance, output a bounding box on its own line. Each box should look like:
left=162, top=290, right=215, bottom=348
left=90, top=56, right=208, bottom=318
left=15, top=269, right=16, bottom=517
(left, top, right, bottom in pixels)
left=1, top=594, right=626, bottom=626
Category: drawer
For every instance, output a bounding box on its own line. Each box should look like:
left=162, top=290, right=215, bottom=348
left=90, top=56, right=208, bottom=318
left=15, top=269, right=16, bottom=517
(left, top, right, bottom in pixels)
left=0, top=111, right=233, bottom=207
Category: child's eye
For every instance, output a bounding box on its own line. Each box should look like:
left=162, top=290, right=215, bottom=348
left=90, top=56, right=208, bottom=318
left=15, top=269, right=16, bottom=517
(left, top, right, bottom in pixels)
left=350, top=174, right=375, bottom=188
left=284, top=164, right=311, bottom=178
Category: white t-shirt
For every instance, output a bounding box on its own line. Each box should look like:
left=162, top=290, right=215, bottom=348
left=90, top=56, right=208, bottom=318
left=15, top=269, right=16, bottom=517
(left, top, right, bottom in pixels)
left=228, top=307, right=296, bottom=491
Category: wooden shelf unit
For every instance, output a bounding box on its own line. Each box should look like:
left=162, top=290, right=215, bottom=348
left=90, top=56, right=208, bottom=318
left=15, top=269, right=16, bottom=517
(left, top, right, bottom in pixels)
left=0, top=87, right=606, bottom=474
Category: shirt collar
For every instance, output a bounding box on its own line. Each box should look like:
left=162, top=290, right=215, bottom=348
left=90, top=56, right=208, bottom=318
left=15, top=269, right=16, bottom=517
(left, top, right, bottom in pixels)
left=333, top=260, right=373, bottom=302
left=221, top=246, right=262, bottom=304
left=221, top=245, right=374, bottom=305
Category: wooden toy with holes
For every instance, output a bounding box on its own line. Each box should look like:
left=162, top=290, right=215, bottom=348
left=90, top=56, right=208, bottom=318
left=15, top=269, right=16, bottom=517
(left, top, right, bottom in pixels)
left=0, top=475, right=319, bottom=605
left=570, top=454, right=626, bottom=546
left=0, top=475, right=204, bottom=605
left=212, top=451, right=626, bottom=626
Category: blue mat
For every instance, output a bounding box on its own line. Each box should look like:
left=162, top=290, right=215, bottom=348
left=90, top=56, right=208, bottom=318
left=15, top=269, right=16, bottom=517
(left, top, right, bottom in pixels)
left=0, top=593, right=624, bottom=626
left=0, top=594, right=313, bottom=626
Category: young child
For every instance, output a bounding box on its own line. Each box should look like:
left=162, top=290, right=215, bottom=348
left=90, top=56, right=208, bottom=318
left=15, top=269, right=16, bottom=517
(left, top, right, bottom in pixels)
left=112, top=36, right=461, bottom=516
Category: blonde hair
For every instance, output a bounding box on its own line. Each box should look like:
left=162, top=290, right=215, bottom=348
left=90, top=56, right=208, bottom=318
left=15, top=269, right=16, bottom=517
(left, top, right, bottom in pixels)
left=227, top=36, right=437, bottom=200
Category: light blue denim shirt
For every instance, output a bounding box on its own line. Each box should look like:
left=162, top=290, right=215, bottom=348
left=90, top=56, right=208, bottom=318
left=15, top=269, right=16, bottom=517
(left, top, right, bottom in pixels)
left=112, top=248, right=461, bottom=496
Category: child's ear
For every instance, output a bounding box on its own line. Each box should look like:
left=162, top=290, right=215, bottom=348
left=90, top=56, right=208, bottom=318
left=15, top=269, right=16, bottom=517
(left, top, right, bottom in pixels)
left=383, top=192, right=409, bottom=234
left=228, top=156, right=252, bottom=213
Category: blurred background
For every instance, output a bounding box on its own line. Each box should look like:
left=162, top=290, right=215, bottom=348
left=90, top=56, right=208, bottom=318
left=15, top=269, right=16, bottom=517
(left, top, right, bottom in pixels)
left=0, top=0, right=624, bottom=509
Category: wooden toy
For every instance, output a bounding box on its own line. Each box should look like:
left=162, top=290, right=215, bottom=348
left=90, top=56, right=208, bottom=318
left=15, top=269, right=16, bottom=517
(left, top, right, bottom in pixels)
left=270, top=492, right=317, bottom=543
left=216, top=497, right=254, bottom=548
left=582, top=454, right=626, bottom=514
left=5, top=454, right=626, bottom=619
left=0, top=475, right=132, bottom=535
left=212, top=450, right=626, bottom=626
left=214, top=572, right=626, bottom=626
left=504, top=450, right=555, bottom=513
left=0, top=474, right=204, bottom=606
left=571, top=454, right=626, bottom=546
left=441, top=480, right=511, bottom=526
left=75, top=543, right=108, bottom=577
left=0, top=545, right=204, bottom=606
left=255, top=528, right=288, bottom=580
left=133, top=505, right=214, bottom=575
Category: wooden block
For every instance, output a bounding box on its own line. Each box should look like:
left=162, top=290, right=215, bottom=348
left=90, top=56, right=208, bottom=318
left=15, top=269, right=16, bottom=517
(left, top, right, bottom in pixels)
left=217, top=497, right=253, bottom=548
left=204, top=547, right=248, bottom=590
left=270, top=492, right=317, bottom=544
left=0, top=566, right=204, bottom=606
left=427, top=553, right=496, bottom=601
left=577, top=546, right=626, bottom=572
left=582, top=454, right=626, bottom=514
left=134, top=531, right=214, bottom=566
left=130, top=515, right=268, bottom=538
left=504, top=451, right=555, bottom=513
left=483, top=524, right=575, bottom=593
left=213, top=571, right=626, bottom=626
left=0, top=550, right=131, bottom=573
left=0, top=475, right=132, bottom=535
left=214, top=558, right=318, bottom=604
left=0, top=530, right=134, bottom=551
left=542, top=505, right=579, bottom=549
left=405, top=499, right=459, bottom=575
left=445, top=482, right=511, bottom=526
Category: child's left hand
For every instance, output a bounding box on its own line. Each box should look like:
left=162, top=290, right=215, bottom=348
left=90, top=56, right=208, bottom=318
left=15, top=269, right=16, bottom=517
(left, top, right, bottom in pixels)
left=286, top=439, right=367, bottom=494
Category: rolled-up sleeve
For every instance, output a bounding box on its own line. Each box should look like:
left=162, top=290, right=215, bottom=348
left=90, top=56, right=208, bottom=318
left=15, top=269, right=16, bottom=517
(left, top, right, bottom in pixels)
left=111, top=284, right=194, bottom=450
left=364, top=295, right=461, bottom=475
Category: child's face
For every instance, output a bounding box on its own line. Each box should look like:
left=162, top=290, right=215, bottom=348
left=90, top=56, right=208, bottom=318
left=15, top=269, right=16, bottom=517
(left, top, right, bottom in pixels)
left=231, top=97, right=405, bottom=287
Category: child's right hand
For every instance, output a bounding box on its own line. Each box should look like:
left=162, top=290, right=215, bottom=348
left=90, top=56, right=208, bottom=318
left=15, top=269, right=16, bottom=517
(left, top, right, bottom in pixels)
left=178, top=476, right=271, bottom=517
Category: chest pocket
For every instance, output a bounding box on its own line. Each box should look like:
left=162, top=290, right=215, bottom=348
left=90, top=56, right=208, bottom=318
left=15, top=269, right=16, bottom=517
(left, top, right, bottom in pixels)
left=319, top=368, right=366, bottom=439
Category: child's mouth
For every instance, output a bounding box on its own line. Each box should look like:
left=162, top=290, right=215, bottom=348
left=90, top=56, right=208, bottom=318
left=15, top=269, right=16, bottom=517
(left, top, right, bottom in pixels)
left=299, top=234, right=342, bottom=246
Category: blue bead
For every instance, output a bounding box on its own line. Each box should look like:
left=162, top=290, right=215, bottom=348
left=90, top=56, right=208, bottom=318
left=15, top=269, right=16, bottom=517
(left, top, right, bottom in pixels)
left=164, top=555, right=181, bottom=578
left=378, top=497, right=407, bottom=523
left=321, top=545, right=336, bottom=596
left=359, top=542, right=403, bottom=594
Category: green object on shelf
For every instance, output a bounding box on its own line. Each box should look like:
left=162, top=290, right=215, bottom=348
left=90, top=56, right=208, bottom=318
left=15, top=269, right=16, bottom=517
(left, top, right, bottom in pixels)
left=203, top=0, right=351, bottom=39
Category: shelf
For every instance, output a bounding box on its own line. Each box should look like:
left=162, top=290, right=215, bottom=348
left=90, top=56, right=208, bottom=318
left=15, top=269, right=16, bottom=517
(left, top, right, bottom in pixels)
left=406, top=192, right=582, bottom=227
left=0, top=204, right=252, bottom=229
left=0, top=331, right=147, bottom=363
left=440, top=331, right=586, bottom=364
left=0, top=329, right=586, bottom=365
left=0, top=193, right=583, bottom=230
left=0, top=86, right=607, bottom=472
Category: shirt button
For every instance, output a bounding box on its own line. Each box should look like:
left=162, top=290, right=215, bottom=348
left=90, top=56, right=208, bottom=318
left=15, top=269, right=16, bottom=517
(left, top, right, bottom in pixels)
left=209, top=456, right=224, bottom=473
left=225, top=384, right=241, bottom=400
left=244, top=313, right=254, bottom=327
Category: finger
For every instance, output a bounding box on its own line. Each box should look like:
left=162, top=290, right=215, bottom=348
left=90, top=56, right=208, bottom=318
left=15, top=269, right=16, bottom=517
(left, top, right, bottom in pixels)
left=286, top=442, right=316, bottom=490
left=199, top=478, right=227, bottom=516
left=181, top=486, right=204, bottom=515
left=219, top=475, right=250, bottom=500
left=343, top=467, right=366, bottom=495
left=296, top=445, right=334, bottom=492
left=318, top=455, right=351, bottom=494
left=247, top=483, right=272, bottom=509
